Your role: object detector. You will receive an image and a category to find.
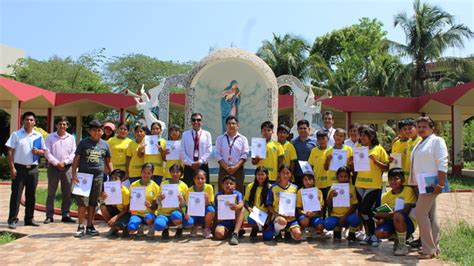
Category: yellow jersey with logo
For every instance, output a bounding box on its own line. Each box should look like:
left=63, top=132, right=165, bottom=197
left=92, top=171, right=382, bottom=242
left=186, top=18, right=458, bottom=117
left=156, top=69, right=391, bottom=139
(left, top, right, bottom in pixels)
left=266, top=182, right=298, bottom=221
left=126, top=140, right=145, bottom=178
left=328, top=184, right=358, bottom=217
left=308, top=146, right=330, bottom=188
left=114, top=185, right=131, bottom=212
left=157, top=180, right=188, bottom=216
left=107, top=137, right=133, bottom=170
left=296, top=186, right=324, bottom=211
left=403, top=136, right=421, bottom=185
left=326, top=145, right=353, bottom=184
left=185, top=183, right=215, bottom=205
left=130, top=179, right=160, bottom=217
left=144, top=138, right=167, bottom=176
left=355, top=144, right=389, bottom=189
left=257, top=140, right=284, bottom=181
left=244, top=182, right=269, bottom=212
left=381, top=186, right=417, bottom=227
left=279, top=141, right=297, bottom=167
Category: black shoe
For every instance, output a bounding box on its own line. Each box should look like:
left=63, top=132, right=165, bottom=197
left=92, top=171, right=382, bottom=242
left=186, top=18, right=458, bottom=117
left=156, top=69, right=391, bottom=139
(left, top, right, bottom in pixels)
left=347, top=232, right=356, bottom=242
left=44, top=217, right=54, bottom=224
left=284, top=231, right=292, bottom=241
left=75, top=225, right=85, bottom=238
left=250, top=228, right=258, bottom=239
left=409, top=238, right=422, bottom=248
left=274, top=232, right=283, bottom=242
left=7, top=221, right=17, bottom=229
left=238, top=228, right=245, bottom=238
left=162, top=228, right=170, bottom=240
left=334, top=230, right=342, bottom=240
left=86, top=225, right=100, bottom=236
left=175, top=228, right=183, bottom=239
left=61, top=216, right=76, bottom=223
left=25, top=220, right=40, bottom=226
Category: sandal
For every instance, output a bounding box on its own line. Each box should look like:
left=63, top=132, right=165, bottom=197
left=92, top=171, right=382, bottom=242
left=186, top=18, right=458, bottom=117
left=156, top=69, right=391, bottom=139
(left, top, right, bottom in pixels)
left=418, top=253, right=436, bottom=260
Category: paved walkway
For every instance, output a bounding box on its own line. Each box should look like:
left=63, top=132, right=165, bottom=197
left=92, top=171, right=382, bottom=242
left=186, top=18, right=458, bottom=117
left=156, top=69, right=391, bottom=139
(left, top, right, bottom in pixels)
left=1, top=184, right=471, bottom=265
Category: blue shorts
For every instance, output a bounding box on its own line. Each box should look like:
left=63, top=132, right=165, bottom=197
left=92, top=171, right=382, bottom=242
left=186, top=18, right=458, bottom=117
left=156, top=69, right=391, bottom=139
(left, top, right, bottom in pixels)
left=190, top=206, right=215, bottom=225
left=127, top=213, right=156, bottom=231
left=375, top=213, right=415, bottom=235
left=216, top=220, right=235, bottom=232
left=154, top=210, right=193, bottom=231
left=298, top=215, right=324, bottom=228
left=324, top=214, right=361, bottom=230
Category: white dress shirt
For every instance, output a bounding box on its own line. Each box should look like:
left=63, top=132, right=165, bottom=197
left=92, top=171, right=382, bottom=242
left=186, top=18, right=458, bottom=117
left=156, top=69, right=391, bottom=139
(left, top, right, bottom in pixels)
left=409, top=134, right=448, bottom=186
left=344, top=138, right=359, bottom=149
left=214, top=132, right=249, bottom=166
left=181, top=128, right=213, bottom=166
left=5, top=128, right=46, bottom=165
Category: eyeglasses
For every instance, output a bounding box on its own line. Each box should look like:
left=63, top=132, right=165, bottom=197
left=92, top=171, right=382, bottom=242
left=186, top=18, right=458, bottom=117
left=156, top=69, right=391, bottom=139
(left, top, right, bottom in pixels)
left=191, top=118, right=202, bottom=122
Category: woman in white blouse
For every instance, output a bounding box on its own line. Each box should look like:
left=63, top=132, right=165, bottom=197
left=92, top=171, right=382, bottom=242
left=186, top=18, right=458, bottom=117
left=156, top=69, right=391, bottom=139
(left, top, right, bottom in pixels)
left=409, top=116, right=448, bottom=259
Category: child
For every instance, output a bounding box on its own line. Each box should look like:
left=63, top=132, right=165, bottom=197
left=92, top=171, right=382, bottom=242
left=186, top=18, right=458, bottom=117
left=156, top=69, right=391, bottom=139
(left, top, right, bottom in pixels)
left=277, top=125, right=297, bottom=177
left=252, top=121, right=284, bottom=183
left=154, top=163, right=192, bottom=239
left=72, top=120, right=113, bottom=238
left=374, top=168, right=417, bottom=256
left=308, top=131, right=330, bottom=218
left=403, top=118, right=421, bottom=185
left=355, top=126, right=389, bottom=247
left=324, top=128, right=354, bottom=184
left=163, top=124, right=183, bottom=180
left=185, top=169, right=215, bottom=239
left=214, top=175, right=245, bottom=245
left=296, top=172, right=325, bottom=238
left=324, top=166, right=360, bottom=241
left=244, top=166, right=271, bottom=240
left=100, top=169, right=130, bottom=237
left=344, top=123, right=360, bottom=148
left=107, top=123, right=132, bottom=171
left=266, top=165, right=302, bottom=241
left=144, top=122, right=167, bottom=185
left=127, top=163, right=160, bottom=237
left=126, top=125, right=146, bottom=184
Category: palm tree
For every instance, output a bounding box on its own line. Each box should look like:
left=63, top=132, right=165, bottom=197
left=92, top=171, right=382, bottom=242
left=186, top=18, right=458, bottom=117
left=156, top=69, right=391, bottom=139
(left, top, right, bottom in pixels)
left=393, top=0, right=473, bottom=96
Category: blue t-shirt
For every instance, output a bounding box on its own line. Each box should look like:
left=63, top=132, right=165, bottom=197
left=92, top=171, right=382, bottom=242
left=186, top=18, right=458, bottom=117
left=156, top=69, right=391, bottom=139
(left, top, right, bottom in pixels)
left=75, top=137, right=111, bottom=176
left=292, top=137, right=317, bottom=176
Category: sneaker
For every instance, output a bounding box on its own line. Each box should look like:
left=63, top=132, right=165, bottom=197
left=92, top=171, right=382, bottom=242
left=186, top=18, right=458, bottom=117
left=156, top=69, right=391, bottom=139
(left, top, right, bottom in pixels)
left=137, top=225, right=145, bottom=237
left=74, top=225, right=85, bottom=238
left=122, top=228, right=130, bottom=238
left=333, top=230, right=342, bottom=240
left=394, top=244, right=409, bottom=256
left=284, top=231, right=292, bottom=241
left=370, top=235, right=381, bottom=247
left=106, top=228, right=118, bottom=237
left=203, top=228, right=213, bottom=239
left=393, top=238, right=399, bottom=251
left=238, top=228, right=245, bottom=238
left=359, top=235, right=371, bottom=245
left=162, top=228, right=170, bottom=240
left=147, top=226, right=155, bottom=238
left=409, top=238, right=422, bottom=248
left=8, top=221, right=17, bottom=229
left=44, top=217, right=54, bottom=224
left=86, top=225, right=100, bottom=236
left=175, top=228, right=183, bottom=239
left=61, top=216, right=76, bottom=223
left=190, top=226, right=198, bottom=237
left=229, top=232, right=239, bottom=245
left=356, top=231, right=366, bottom=241
left=324, top=230, right=333, bottom=239
left=274, top=232, right=283, bottom=242
left=347, top=232, right=356, bottom=242
left=250, top=227, right=258, bottom=239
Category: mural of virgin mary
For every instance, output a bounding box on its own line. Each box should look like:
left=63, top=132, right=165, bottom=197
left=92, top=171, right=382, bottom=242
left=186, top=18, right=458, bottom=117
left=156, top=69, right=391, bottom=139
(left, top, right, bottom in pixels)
left=220, top=80, right=241, bottom=133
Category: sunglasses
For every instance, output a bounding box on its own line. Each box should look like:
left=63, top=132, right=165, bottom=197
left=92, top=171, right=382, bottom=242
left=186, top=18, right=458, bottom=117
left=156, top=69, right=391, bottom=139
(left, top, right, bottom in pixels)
left=191, top=118, right=202, bottom=122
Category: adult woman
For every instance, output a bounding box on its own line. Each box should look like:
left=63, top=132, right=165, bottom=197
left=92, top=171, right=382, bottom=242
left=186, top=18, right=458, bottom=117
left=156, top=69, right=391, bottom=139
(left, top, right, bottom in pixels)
left=409, top=116, right=448, bottom=259
left=107, top=123, right=132, bottom=172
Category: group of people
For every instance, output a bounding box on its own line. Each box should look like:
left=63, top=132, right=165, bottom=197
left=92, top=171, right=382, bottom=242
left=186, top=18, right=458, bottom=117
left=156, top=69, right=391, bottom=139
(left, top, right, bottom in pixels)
left=5, top=110, right=448, bottom=259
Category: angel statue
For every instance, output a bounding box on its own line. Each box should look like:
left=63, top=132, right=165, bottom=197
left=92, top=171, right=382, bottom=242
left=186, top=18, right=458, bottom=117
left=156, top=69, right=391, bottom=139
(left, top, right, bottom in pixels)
left=126, top=81, right=167, bottom=137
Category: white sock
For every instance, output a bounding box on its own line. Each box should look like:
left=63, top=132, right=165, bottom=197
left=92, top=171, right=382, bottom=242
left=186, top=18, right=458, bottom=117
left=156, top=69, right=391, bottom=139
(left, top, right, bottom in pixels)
left=274, top=222, right=286, bottom=235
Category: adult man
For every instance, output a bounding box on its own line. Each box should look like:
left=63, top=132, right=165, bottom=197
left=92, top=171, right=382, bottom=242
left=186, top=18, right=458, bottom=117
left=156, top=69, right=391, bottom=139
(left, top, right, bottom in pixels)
left=322, top=111, right=335, bottom=147
left=6, top=111, right=46, bottom=229
left=44, top=117, right=76, bottom=224
left=292, top=119, right=317, bottom=188
left=181, top=113, right=212, bottom=186
left=215, top=115, right=249, bottom=192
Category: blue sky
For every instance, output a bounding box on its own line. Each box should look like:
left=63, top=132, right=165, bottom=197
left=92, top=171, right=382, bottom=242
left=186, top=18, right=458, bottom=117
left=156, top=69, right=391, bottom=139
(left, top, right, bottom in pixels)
left=1, top=0, right=473, bottom=63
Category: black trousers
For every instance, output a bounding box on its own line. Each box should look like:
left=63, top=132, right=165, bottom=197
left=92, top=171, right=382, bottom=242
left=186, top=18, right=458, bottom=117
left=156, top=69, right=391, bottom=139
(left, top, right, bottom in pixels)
left=9, top=164, right=39, bottom=223
left=183, top=164, right=210, bottom=187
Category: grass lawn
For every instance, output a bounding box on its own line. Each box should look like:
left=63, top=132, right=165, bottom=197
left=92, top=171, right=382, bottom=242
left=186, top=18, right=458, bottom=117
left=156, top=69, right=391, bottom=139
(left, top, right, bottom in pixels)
left=439, top=220, right=474, bottom=265
left=35, top=188, right=78, bottom=211
left=448, top=175, right=474, bottom=190
left=38, top=168, right=47, bottom=182
left=0, top=231, right=24, bottom=245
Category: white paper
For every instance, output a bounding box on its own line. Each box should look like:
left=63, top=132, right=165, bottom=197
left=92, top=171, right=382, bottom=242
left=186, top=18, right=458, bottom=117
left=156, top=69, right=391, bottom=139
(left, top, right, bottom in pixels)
left=330, top=149, right=348, bottom=171
left=354, top=146, right=370, bottom=172
left=217, top=194, right=236, bottom=220
left=144, top=135, right=159, bottom=155
left=394, top=197, right=405, bottom=211
left=251, top=138, right=267, bottom=159
left=187, top=192, right=205, bottom=217
left=415, top=172, right=438, bottom=194
left=298, top=160, right=314, bottom=174
left=130, top=187, right=146, bottom=211
left=72, top=172, right=93, bottom=197
left=278, top=192, right=296, bottom=217
left=104, top=181, right=122, bottom=205
left=332, top=183, right=350, bottom=207
left=161, top=184, right=179, bottom=208
left=390, top=153, right=402, bottom=169
left=301, top=187, right=321, bottom=212
left=249, top=207, right=268, bottom=226
left=166, top=140, right=181, bottom=160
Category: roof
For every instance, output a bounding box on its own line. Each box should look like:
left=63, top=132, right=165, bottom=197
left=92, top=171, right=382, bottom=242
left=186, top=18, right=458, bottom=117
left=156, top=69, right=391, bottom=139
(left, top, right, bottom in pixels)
left=0, top=77, right=56, bottom=105
left=55, top=93, right=136, bottom=109
left=429, top=81, right=474, bottom=106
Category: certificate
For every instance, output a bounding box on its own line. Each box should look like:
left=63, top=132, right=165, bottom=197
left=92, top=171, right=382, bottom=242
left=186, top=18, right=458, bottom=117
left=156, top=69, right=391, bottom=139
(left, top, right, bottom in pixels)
left=301, top=187, right=321, bottom=212
left=251, top=138, right=266, bottom=159
left=144, top=135, right=159, bottom=155
left=298, top=160, right=314, bottom=174
left=217, top=194, right=236, bottom=220
left=332, top=183, right=350, bottom=207
left=390, top=153, right=402, bottom=169
left=72, top=172, right=93, bottom=197
left=130, top=187, right=146, bottom=211
left=278, top=192, right=296, bottom=217
left=248, top=207, right=268, bottom=226
left=394, top=197, right=405, bottom=211
left=330, top=149, right=348, bottom=171
left=166, top=140, right=181, bottom=160
left=354, top=146, right=370, bottom=172
left=103, top=181, right=122, bottom=205
left=187, top=192, right=205, bottom=217
left=161, top=184, right=179, bottom=208
left=415, top=172, right=449, bottom=194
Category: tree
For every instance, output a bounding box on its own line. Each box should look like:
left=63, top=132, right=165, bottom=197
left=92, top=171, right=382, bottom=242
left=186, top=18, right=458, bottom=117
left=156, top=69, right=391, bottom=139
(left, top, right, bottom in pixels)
left=393, top=0, right=473, bottom=96
left=9, top=49, right=110, bottom=93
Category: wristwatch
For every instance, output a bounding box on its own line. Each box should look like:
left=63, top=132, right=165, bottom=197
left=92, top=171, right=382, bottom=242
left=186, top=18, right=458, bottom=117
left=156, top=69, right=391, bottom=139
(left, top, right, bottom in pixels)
left=437, top=184, right=445, bottom=189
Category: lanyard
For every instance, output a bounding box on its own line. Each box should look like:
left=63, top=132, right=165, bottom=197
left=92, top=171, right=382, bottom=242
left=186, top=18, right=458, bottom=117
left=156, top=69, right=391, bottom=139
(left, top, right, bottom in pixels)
left=192, top=130, right=201, bottom=151
left=225, top=134, right=240, bottom=155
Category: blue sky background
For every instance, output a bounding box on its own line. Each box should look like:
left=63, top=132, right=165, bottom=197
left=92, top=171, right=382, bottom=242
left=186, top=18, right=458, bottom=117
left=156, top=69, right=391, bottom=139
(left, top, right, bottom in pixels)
left=1, top=0, right=473, bottom=63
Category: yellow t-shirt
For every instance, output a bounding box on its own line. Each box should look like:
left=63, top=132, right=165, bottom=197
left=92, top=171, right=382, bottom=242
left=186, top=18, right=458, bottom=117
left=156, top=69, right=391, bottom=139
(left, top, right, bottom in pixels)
left=144, top=138, right=167, bottom=176
left=355, top=144, right=389, bottom=189
left=279, top=141, right=297, bottom=167
left=326, top=145, right=353, bottom=184
left=328, top=184, right=358, bottom=217
left=308, top=146, right=330, bottom=188
left=114, top=185, right=131, bottom=212
left=267, top=183, right=298, bottom=222
left=403, top=136, right=421, bottom=185
left=296, top=186, right=324, bottom=211
left=126, top=140, right=145, bottom=178
left=185, top=183, right=215, bottom=205
left=257, top=140, right=284, bottom=181
left=381, top=186, right=417, bottom=227
left=157, top=179, right=188, bottom=216
left=164, top=160, right=183, bottom=179
left=107, top=137, right=133, bottom=170
left=130, top=179, right=160, bottom=217
left=244, top=182, right=268, bottom=212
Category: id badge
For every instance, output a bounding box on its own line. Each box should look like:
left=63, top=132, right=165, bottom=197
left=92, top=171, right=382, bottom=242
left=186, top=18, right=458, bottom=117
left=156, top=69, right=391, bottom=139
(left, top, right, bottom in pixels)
left=228, top=157, right=233, bottom=166
left=194, top=150, right=199, bottom=159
